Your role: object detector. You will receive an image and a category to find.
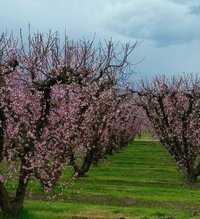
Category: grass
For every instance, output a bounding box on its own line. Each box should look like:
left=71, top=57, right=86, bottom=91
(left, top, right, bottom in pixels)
left=1, top=134, right=200, bottom=218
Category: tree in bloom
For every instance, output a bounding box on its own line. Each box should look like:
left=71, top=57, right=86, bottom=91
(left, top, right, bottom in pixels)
left=0, top=31, right=137, bottom=216
left=132, top=75, right=200, bottom=182
left=99, top=94, right=141, bottom=156
left=68, top=86, right=141, bottom=177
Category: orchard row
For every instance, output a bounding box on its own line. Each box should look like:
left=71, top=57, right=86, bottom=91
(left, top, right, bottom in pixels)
left=0, top=31, right=200, bottom=217
left=0, top=32, right=141, bottom=216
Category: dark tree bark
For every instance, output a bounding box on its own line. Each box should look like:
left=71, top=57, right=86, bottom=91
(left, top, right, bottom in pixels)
left=70, top=149, right=95, bottom=177
left=0, top=161, right=30, bottom=217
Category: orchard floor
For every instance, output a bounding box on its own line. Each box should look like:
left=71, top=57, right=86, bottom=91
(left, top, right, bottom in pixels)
left=2, top=136, right=200, bottom=219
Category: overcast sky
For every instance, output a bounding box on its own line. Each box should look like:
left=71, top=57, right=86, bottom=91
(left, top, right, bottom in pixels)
left=1, top=0, right=200, bottom=79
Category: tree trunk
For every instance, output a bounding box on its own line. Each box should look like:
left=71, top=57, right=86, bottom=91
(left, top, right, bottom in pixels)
left=0, top=165, right=30, bottom=217
left=72, top=149, right=95, bottom=177
left=12, top=168, right=30, bottom=215
left=0, top=182, right=13, bottom=216
left=92, top=148, right=103, bottom=165
left=187, top=171, right=198, bottom=183
left=185, top=160, right=200, bottom=183
left=105, top=146, right=113, bottom=155
left=0, top=182, right=29, bottom=217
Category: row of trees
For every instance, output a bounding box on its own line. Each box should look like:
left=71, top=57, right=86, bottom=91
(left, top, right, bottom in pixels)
left=0, top=32, right=141, bottom=217
left=2, top=30, right=200, bottom=217
left=132, top=75, right=200, bottom=183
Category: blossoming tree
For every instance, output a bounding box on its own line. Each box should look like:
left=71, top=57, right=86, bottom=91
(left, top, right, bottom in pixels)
left=133, top=75, right=200, bottom=182
left=0, top=31, right=137, bottom=216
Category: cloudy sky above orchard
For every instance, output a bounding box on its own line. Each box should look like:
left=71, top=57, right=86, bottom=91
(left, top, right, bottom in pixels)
left=1, top=0, right=200, bottom=79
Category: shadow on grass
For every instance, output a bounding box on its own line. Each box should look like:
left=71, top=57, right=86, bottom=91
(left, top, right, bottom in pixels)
left=0, top=208, right=36, bottom=219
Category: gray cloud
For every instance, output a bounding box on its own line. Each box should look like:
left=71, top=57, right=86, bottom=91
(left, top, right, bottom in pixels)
left=1, top=0, right=200, bottom=76
left=0, top=0, right=107, bottom=38
left=106, top=0, right=200, bottom=46
left=170, top=0, right=200, bottom=5
left=189, top=4, right=200, bottom=15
